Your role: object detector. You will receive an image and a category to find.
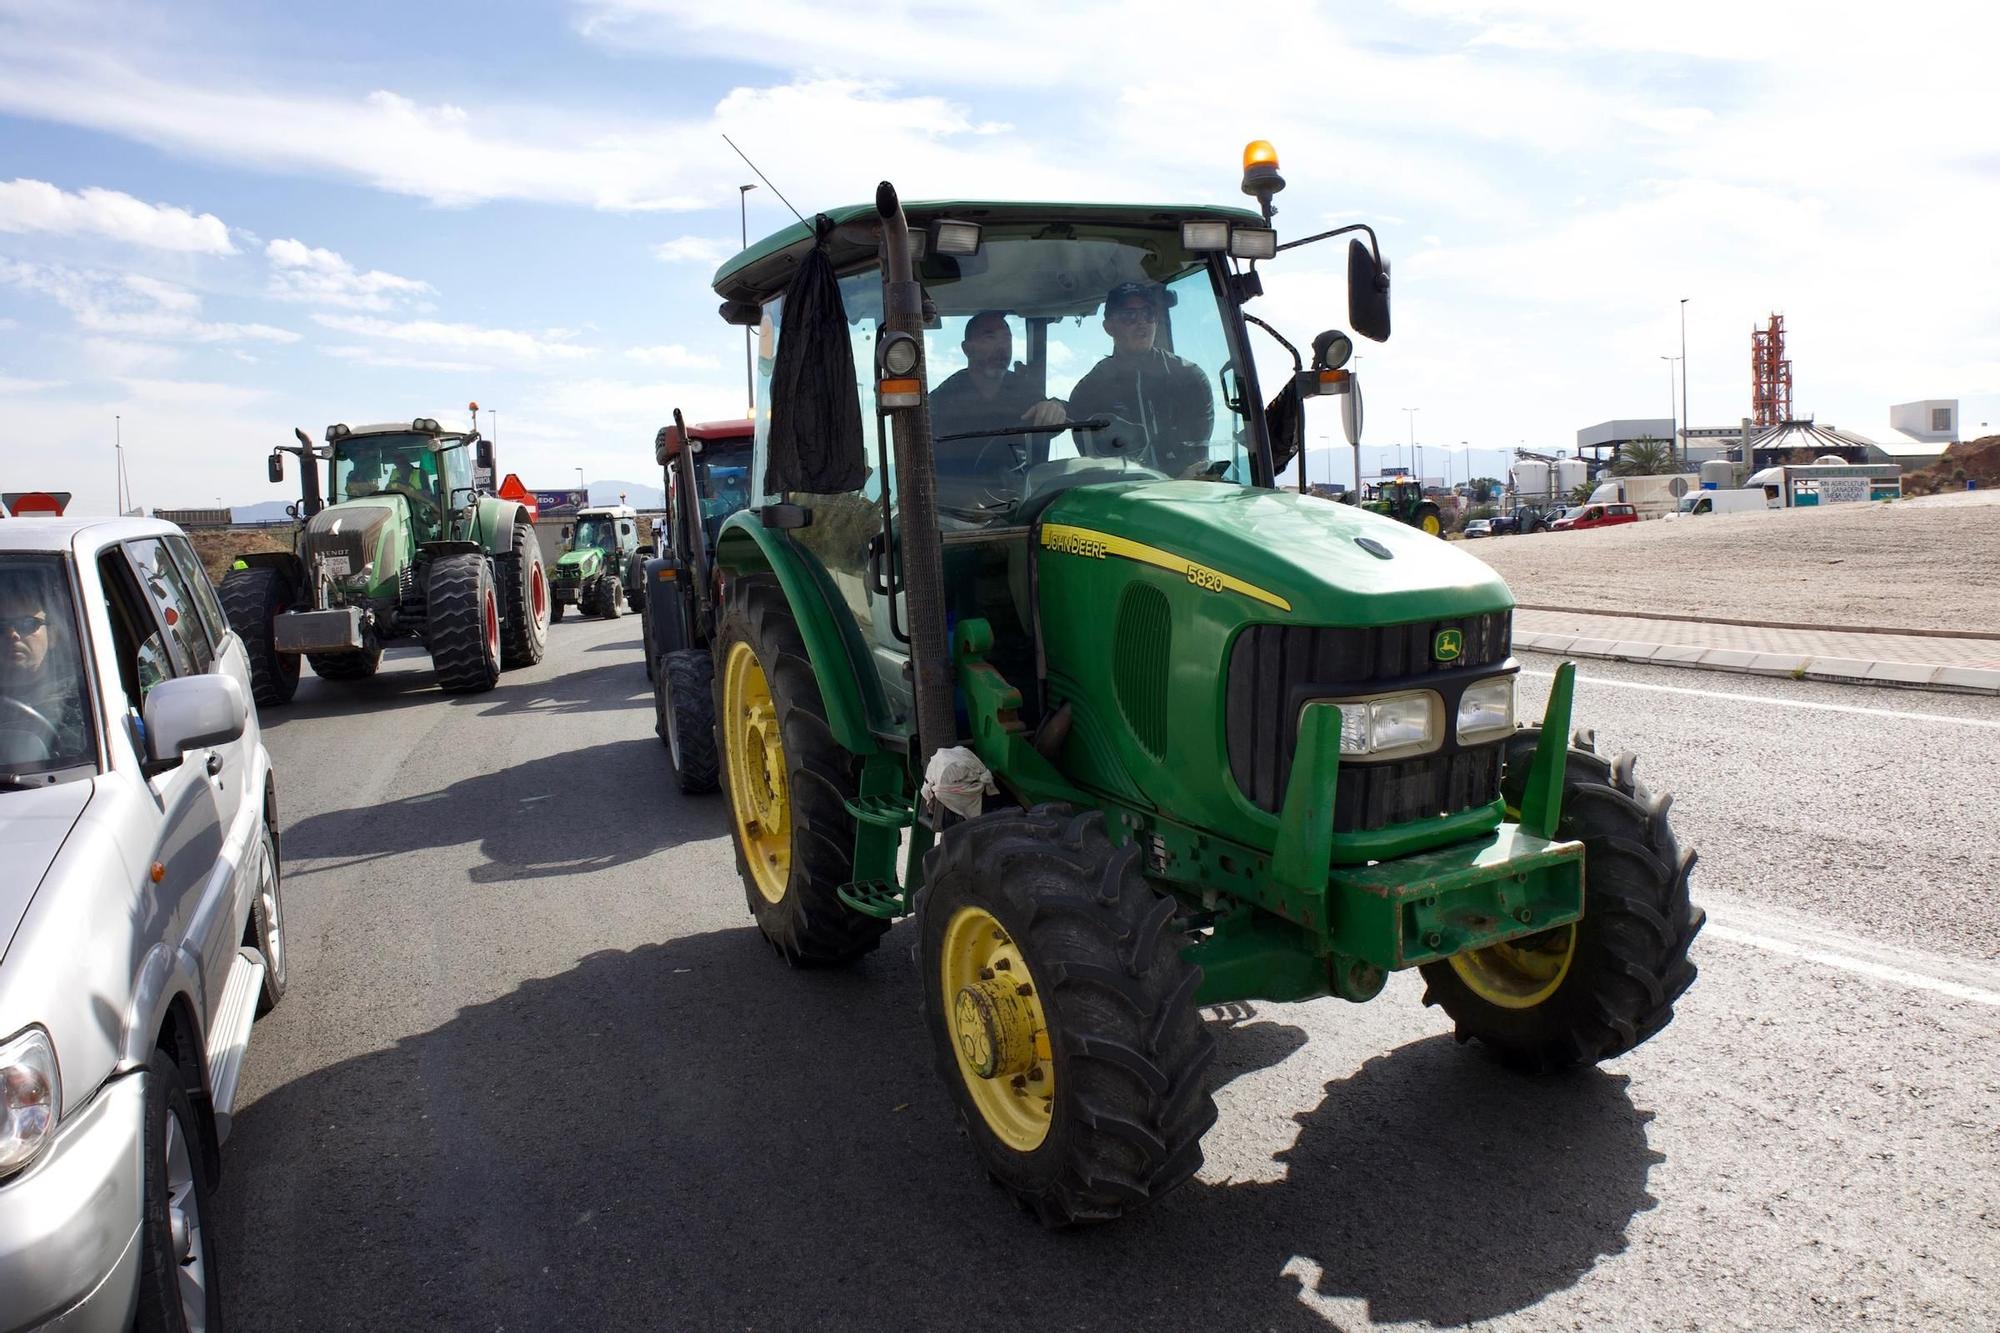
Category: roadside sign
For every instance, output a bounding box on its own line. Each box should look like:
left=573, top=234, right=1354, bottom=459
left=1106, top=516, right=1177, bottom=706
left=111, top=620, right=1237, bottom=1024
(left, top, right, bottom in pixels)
left=497, top=473, right=538, bottom=520
left=533, top=488, right=587, bottom=517
left=3, top=491, right=71, bottom=516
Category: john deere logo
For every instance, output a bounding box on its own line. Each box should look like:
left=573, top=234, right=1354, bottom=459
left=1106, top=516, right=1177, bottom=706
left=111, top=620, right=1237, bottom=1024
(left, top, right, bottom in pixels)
left=1433, top=629, right=1463, bottom=662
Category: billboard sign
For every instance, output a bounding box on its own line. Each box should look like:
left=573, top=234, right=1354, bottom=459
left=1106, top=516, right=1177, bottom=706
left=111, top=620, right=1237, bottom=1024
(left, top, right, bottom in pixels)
left=533, top=488, right=587, bottom=517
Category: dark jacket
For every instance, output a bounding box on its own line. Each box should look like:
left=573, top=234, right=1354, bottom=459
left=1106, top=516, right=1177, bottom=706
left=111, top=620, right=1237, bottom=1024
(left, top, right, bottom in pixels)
left=1066, top=348, right=1214, bottom=472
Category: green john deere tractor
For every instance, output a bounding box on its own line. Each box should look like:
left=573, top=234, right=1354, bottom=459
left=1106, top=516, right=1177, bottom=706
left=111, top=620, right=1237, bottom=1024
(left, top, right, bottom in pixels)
left=704, top=148, right=1702, bottom=1227
left=1364, top=476, right=1444, bottom=536
left=550, top=504, right=642, bottom=621
left=220, top=417, right=548, bottom=703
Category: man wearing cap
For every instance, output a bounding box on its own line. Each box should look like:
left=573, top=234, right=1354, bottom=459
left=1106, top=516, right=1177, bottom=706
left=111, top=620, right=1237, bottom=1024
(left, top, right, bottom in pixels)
left=1068, top=281, right=1214, bottom=474
left=928, top=310, right=1069, bottom=506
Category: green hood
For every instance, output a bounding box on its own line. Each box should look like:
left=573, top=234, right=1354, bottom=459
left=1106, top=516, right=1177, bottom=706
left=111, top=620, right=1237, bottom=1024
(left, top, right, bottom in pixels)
left=303, top=496, right=412, bottom=599
left=557, top=547, right=605, bottom=577
left=1038, top=481, right=1513, bottom=626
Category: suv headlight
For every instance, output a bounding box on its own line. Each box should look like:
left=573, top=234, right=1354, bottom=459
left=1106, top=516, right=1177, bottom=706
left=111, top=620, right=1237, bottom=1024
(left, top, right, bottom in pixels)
left=0, top=1026, right=61, bottom=1178
left=1456, top=676, right=1516, bottom=745
left=1334, top=691, right=1441, bottom=760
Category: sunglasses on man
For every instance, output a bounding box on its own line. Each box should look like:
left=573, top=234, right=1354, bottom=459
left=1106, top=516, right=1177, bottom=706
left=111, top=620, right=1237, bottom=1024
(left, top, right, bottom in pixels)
left=0, top=614, right=49, bottom=637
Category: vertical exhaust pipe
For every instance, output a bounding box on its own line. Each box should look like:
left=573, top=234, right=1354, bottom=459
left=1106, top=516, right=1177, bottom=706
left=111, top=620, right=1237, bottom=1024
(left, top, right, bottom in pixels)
left=293, top=427, right=325, bottom=516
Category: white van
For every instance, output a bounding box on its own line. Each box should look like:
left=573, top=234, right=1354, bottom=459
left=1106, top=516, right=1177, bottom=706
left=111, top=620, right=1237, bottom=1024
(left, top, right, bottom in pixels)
left=1667, top=489, right=1770, bottom=519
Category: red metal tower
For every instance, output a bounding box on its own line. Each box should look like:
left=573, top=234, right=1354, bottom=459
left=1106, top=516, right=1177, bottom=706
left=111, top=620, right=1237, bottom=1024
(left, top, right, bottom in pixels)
left=1750, top=313, right=1793, bottom=427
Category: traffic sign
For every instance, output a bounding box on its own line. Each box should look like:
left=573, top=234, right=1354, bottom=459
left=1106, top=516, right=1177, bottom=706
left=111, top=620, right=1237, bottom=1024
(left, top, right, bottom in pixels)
left=3, top=491, right=71, bottom=516
left=497, top=473, right=537, bottom=520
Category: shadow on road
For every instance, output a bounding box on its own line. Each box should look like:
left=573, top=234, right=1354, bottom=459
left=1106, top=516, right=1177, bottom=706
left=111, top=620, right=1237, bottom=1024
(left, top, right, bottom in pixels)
left=282, top=739, right=715, bottom=882
left=217, top=931, right=1661, bottom=1330
left=585, top=637, right=644, bottom=654
left=474, top=661, right=651, bottom=719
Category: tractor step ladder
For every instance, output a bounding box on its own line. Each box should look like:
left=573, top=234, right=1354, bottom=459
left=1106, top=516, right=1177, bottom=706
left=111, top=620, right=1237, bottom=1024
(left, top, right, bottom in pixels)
left=843, top=794, right=916, bottom=829
left=837, top=879, right=909, bottom=919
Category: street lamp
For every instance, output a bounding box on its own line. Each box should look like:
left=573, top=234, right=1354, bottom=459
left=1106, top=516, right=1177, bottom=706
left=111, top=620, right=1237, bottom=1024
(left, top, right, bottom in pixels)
left=575, top=467, right=585, bottom=504
left=1401, top=407, right=1418, bottom=476
left=740, top=183, right=758, bottom=415
left=1678, top=298, right=1689, bottom=468
left=1659, top=355, right=1681, bottom=460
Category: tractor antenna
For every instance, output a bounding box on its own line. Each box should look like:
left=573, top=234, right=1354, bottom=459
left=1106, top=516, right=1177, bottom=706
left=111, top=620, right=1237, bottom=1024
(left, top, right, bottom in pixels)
left=722, top=135, right=806, bottom=226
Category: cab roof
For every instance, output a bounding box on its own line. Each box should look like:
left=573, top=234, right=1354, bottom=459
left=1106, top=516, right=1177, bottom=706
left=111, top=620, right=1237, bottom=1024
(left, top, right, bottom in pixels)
left=711, top=200, right=1264, bottom=305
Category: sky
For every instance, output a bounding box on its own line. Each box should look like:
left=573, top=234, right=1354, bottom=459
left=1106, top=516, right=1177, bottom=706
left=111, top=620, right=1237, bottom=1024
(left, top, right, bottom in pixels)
left=3, top=0, right=1996, bottom=514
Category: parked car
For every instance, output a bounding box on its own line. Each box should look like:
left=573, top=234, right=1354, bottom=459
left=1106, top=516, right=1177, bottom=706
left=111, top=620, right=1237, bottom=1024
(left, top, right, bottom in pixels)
left=1551, top=502, right=1639, bottom=531
left=0, top=516, right=286, bottom=1331
left=1460, top=518, right=1494, bottom=539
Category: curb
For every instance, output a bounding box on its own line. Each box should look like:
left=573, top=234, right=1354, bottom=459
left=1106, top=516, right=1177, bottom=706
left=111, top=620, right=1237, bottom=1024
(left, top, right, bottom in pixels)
left=1515, top=604, right=2000, bottom=642
left=1515, top=631, right=2000, bottom=697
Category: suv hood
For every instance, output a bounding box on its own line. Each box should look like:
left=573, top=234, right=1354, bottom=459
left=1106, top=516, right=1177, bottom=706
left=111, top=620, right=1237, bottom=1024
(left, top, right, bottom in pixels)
left=0, top=781, right=91, bottom=964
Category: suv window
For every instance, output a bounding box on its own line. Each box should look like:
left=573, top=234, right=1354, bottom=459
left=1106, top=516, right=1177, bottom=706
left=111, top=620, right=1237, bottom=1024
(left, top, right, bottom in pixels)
left=99, top=550, right=178, bottom=712
left=127, top=538, right=214, bottom=673
left=0, top=552, right=97, bottom=781
left=164, top=535, right=229, bottom=653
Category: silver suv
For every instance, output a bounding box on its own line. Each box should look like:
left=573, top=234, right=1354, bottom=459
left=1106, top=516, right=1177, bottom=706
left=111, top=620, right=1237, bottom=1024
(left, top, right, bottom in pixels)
left=1, top=517, right=286, bottom=1331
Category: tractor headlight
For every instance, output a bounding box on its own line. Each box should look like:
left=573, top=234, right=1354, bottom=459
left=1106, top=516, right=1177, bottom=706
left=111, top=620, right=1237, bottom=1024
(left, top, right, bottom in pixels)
left=0, top=1026, right=60, bottom=1179
left=1456, top=676, right=1516, bottom=745
left=1333, top=691, right=1440, bottom=760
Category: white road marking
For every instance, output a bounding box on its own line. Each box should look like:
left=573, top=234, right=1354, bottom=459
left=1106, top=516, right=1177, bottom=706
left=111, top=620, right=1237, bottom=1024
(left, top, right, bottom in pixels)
left=1518, top=667, right=2000, bottom=729
left=1702, top=895, right=2000, bottom=1007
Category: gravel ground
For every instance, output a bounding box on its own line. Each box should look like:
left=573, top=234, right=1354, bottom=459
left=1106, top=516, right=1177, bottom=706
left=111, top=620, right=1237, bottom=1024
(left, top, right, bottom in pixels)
left=1464, top=490, right=2000, bottom=632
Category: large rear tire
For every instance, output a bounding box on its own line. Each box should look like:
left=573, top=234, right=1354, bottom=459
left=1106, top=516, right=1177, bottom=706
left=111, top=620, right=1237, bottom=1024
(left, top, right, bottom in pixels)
left=498, top=520, right=550, bottom=669
left=713, top=576, right=885, bottom=964
left=1419, top=729, right=1703, bottom=1072
left=1416, top=502, right=1444, bottom=537
left=218, top=566, right=300, bottom=707
left=661, top=648, right=719, bottom=793
left=306, top=646, right=380, bottom=681
left=919, top=805, right=1218, bottom=1227
left=596, top=577, right=624, bottom=620
left=427, top=554, right=501, bottom=694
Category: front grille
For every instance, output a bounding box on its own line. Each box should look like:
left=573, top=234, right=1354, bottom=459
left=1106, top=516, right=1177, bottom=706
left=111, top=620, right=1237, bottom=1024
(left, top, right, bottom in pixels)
left=1226, top=611, right=1512, bottom=825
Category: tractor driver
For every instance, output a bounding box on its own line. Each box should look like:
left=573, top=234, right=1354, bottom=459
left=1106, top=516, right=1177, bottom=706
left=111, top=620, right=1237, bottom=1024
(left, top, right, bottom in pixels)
left=929, top=311, right=1069, bottom=510
left=1068, top=281, right=1214, bottom=476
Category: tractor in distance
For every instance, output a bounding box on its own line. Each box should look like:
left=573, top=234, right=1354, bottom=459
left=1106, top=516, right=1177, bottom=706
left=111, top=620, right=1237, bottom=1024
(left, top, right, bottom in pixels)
left=549, top=503, right=643, bottom=621
left=641, top=410, right=755, bottom=792
left=703, top=143, right=1703, bottom=1227
left=220, top=417, right=548, bottom=703
left=1362, top=475, right=1445, bottom=536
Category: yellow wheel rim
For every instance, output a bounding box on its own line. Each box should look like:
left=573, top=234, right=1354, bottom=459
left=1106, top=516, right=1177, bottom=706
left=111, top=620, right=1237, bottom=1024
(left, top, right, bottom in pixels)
left=1421, top=513, right=1443, bottom=536
left=1448, top=925, right=1577, bottom=1009
left=723, top=640, right=790, bottom=905
left=940, top=906, right=1054, bottom=1152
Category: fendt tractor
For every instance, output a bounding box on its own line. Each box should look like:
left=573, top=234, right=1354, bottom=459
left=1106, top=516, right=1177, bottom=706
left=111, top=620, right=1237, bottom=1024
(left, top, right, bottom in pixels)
left=550, top=504, right=643, bottom=621
left=704, top=143, right=1702, bottom=1226
left=642, top=410, right=755, bottom=793
left=220, top=417, right=548, bottom=702
left=1364, top=475, right=1445, bottom=536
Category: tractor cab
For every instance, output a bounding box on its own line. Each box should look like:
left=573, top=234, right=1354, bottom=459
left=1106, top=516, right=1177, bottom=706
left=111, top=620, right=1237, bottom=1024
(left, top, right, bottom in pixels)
left=551, top=504, right=641, bottom=621
left=325, top=422, right=474, bottom=547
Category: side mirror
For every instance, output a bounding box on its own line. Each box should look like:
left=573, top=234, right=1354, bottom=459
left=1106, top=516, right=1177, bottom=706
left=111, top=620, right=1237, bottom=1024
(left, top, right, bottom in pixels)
left=718, top=300, right=761, bottom=327
left=475, top=438, right=495, bottom=473
left=1340, top=372, right=1365, bottom=447
left=267, top=453, right=285, bottom=484
left=1347, top=239, right=1391, bottom=343
left=142, top=673, right=248, bottom=769
left=561, top=525, right=573, bottom=541
left=655, top=425, right=684, bottom=464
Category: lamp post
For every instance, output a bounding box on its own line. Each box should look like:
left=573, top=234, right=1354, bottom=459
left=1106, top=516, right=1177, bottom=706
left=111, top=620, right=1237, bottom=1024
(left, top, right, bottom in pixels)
left=1401, top=407, right=1418, bottom=477
left=1659, top=355, right=1681, bottom=461
left=1679, top=298, right=1689, bottom=469
left=740, top=183, right=758, bottom=415
left=575, top=467, right=585, bottom=506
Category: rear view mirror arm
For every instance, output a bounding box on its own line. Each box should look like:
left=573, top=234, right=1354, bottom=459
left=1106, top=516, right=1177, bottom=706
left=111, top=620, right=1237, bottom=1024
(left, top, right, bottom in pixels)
left=1275, top=221, right=1381, bottom=263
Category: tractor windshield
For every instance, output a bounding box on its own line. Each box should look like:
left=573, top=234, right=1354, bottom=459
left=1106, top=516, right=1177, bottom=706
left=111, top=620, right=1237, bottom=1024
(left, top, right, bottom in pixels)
left=573, top=516, right=621, bottom=550
left=331, top=434, right=445, bottom=509
left=697, top=443, right=754, bottom=522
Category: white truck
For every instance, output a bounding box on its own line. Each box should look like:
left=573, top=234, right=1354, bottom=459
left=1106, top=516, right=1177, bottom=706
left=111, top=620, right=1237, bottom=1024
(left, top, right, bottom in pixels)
left=1585, top=473, right=1702, bottom=520
left=1744, top=463, right=1902, bottom=509
left=1666, top=489, right=1771, bottom=519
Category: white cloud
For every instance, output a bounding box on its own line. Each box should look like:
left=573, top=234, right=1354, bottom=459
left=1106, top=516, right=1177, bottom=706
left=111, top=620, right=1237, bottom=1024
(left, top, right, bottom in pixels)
left=625, top=344, right=719, bottom=370
left=78, top=337, right=185, bottom=375
left=313, top=313, right=596, bottom=364
left=0, top=259, right=298, bottom=343
left=115, top=377, right=271, bottom=411
left=0, top=374, right=66, bottom=393
left=266, top=237, right=433, bottom=311
left=0, top=177, right=235, bottom=253
left=323, top=345, right=488, bottom=374
left=652, top=236, right=730, bottom=264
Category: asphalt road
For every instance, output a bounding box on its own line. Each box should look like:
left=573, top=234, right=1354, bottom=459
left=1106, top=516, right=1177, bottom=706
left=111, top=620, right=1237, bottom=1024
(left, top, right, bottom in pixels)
left=217, top=617, right=2000, bottom=1331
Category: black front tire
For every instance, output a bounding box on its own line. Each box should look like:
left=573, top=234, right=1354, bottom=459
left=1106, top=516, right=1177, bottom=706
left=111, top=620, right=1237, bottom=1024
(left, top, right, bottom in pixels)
left=661, top=648, right=719, bottom=793
left=498, top=520, right=549, bottom=669
left=427, top=554, right=502, bottom=694
left=597, top=577, right=624, bottom=620
left=218, top=566, right=300, bottom=706
left=918, top=805, right=1218, bottom=1227
left=306, top=646, right=381, bottom=681
left=551, top=600, right=567, bottom=623
left=135, top=1048, right=224, bottom=1333
left=713, top=576, right=885, bottom=964
left=248, top=824, right=287, bottom=1015
left=1419, top=729, right=1704, bottom=1072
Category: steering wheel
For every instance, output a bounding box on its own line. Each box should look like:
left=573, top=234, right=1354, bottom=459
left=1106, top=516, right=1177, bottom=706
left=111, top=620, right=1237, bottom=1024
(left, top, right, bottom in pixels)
left=0, top=695, right=59, bottom=750
left=965, top=433, right=1033, bottom=510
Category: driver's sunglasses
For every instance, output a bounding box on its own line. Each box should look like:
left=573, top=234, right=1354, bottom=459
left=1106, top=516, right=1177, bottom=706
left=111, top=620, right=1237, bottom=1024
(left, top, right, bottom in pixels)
left=0, top=614, right=48, bottom=637
left=1107, top=305, right=1157, bottom=325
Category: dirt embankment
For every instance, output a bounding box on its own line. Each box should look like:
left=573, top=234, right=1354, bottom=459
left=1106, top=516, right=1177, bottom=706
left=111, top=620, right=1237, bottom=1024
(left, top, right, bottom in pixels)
left=189, top=528, right=293, bottom=584
left=1464, top=490, right=2000, bottom=633
left=1902, top=435, right=2000, bottom=496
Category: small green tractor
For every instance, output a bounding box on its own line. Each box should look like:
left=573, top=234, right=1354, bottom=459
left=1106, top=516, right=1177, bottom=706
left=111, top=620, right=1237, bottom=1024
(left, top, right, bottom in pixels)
left=220, top=417, right=547, bottom=702
left=550, top=504, right=643, bottom=621
left=703, top=147, right=1702, bottom=1226
left=1363, top=476, right=1445, bottom=536
left=641, top=411, right=755, bottom=793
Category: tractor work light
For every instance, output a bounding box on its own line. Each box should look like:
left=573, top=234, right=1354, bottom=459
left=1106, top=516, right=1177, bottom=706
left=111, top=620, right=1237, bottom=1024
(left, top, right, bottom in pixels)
left=1230, top=226, right=1278, bottom=261
left=1181, top=220, right=1231, bottom=252
left=1456, top=676, right=1516, bottom=745
left=1332, top=691, right=1441, bottom=761
left=412, top=418, right=441, bottom=433
left=327, top=423, right=351, bottom=442
left=929, top=219, right=983, bottom=256
left=879, top=330, right=921, bottom=377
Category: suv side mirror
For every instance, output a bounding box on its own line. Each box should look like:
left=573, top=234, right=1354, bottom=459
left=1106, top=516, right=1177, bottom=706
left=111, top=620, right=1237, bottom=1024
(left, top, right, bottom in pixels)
left=142, top=674, right=248, bottom=770
left=1347, top=239, right=1391, bottom=343
left=268, top=453, right=285, bottom=484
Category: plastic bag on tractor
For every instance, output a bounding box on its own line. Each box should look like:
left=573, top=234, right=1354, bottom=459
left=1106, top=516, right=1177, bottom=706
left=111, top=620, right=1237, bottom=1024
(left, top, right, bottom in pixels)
left=765, top=215, right=867, bottom=495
